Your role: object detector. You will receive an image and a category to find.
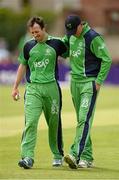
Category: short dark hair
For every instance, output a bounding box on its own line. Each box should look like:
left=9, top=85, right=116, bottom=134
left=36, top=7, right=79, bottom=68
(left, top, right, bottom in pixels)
left=27, top=16, right=45, bottom=29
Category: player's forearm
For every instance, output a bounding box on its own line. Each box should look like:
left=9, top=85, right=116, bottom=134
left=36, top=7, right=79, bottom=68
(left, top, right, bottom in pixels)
left=13, top=64, right=26, bottom=89
left=95, top=58, right=112, bottom=85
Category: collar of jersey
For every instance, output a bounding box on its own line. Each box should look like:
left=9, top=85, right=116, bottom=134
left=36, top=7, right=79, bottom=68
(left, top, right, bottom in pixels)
left=38, top=33, right=49, bottom=43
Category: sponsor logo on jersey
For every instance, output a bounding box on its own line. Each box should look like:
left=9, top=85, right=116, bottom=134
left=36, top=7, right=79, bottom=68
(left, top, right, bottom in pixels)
left=46, top=49, right=52, bottom=56
left=34, top=59, right=49, bottom=68
left=71, top=42, right=83, bottom=58
left=71, top=49, right=81, bottom=57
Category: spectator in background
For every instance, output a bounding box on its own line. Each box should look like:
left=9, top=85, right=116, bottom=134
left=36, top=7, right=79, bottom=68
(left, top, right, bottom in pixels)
left=18, top=30, right=32, bottom=53
left=0, top=38, right=10, bottom=64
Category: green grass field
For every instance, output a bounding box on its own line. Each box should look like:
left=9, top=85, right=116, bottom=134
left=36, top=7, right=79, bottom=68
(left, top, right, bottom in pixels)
left=0, top=85, right=119, bottom=179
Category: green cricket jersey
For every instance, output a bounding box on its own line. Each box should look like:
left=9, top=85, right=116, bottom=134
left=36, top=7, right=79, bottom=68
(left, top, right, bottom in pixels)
left=18, top=35, right=67, bottom=83
left=63, top=22, right=112, bottom=85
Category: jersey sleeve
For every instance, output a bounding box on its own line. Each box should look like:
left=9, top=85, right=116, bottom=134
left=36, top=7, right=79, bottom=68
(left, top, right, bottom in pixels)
left=18, top=42, right=30, bottom=65
left=90, top=36, right=112, bottom=85
left=60, top=35, right=69, bottom=58
left=18, top=51, right=27, bottom=65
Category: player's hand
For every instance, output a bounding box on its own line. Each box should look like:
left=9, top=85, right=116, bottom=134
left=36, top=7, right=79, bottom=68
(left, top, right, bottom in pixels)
left=12, top=88, right=20, bottom=101
left=95, top=83, right=101, bottom=91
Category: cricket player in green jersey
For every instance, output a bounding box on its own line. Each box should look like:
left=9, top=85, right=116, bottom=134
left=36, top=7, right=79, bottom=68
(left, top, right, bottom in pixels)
left=12, top=16, right=68, bottom=169
left=63, top=15, right=112, bottom=169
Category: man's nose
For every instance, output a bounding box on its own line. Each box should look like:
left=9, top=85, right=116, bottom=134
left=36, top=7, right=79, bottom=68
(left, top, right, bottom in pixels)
left=34, top=34, right=37, bottom=38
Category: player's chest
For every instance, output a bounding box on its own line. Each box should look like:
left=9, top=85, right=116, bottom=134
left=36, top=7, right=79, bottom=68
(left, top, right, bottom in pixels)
left=29, top=43, right=56, bottom=62
left=70, top=38, right=84, bottom=59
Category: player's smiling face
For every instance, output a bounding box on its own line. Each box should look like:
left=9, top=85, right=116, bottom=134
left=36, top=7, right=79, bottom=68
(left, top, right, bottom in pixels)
left=29, top=23, right=45, bottom=42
